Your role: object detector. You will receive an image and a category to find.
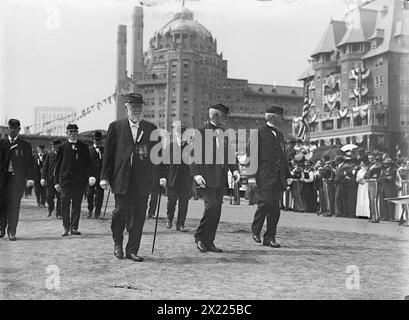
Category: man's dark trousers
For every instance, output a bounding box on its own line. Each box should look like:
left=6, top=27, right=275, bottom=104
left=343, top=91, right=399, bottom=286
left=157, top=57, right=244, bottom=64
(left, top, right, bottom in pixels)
left=0, top=174, right=24, bottom=235
left=167, top=181, right=190, bottom=228
left=251, top=181, right=282, bottom=242
left=111, top=176, right=148, bottom=256
left=87, top=184, right=104, bottom=217
left=194, top=185, right=224, bottom=244
left=61, top=185, right=85, bottom=231
left=46, top=185, right=61, bottom=216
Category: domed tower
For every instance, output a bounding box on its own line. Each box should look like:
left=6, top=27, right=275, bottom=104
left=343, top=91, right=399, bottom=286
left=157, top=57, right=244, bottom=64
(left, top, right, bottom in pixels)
left=133, top=6, right=228, bottom=129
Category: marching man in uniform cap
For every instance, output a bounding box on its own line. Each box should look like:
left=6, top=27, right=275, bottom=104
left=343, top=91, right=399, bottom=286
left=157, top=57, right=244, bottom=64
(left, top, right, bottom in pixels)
left=41, top=139, right=62, bottom=218
left=190, top=103, right=240, bottom=253
left=100, top=93, right=167, bottom=262
left=54, top=124, right=96, bottom=236
left=0, top=119, right=35, bottom=240
left=87, top=131, right=105, bottom=219
left=249, top=106, right=291, bottom=248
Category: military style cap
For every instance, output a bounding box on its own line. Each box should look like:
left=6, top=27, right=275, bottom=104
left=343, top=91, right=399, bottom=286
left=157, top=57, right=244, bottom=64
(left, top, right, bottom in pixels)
left=210, top=103, right=229, bottom=114
left=66, top=124, right=79, bottom=130
left=125, top=93, right=145, bottom=104
left=52, top=139, right=61, bottom=146
left=92, top=131, right=103, bottom=139
left=266, top=105, right=284, bottom=115
left=8, top=119, right=20, bottom=128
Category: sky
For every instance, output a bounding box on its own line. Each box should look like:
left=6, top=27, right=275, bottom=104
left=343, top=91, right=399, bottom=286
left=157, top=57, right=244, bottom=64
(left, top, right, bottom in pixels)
left=1, top=0, right=353, bottom=132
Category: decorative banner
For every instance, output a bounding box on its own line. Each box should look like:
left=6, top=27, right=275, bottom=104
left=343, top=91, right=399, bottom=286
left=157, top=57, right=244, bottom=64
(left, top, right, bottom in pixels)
left=338, top=108, right=349, bottom=118
left=310, top=114, right=318, bottom=123
left=355, top=135, right=364, bottom=144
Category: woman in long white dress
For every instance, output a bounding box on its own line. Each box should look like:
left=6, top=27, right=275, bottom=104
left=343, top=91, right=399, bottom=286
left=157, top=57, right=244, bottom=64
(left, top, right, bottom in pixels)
left=356, top=159, right=370, bottom=218
left=395, top=159, right=408, bottom=223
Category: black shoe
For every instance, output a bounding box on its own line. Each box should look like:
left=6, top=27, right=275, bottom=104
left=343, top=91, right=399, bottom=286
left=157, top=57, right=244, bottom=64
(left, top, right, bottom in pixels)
left=114, top=245, right=124, bottom=259
left=70, top=229, right=81, bottom=235
left=263, top=240, right=281, bottom=248
left=8, top=233, right=16, bottom=241
left=95, top=215, right=100, bottom=219
left=62, top=229, right=69, bottom=236
left=252, top=233, right=261, bottom=243
left=47, top=211, right=52, bottom=217
left=166, top=221, right=173, bottom=229
left=176, top=226, right=189, bottom=232
left=207, top=242, right=222, bottom=253
left=87, top=212, right=92, bottom=219
left=126, top=253, right=144, bottom=262
left=196, top=240, right=208, bottom=252
left=0, top=230, right=5, bottom=238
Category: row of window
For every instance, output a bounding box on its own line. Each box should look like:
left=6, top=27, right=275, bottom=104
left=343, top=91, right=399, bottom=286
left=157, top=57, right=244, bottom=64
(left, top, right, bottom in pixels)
left=374, top=75, right=384, bottom=87
left=400, top=95, right=409, bottom=106
left=400, top=74, right=409, bottom=86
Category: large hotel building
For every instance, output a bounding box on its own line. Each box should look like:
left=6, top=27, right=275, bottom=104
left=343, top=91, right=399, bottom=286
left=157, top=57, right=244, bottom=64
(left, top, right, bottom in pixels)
left=297, top=0, right=409, bottom=153
left=115, top=5, right=303, bottom=139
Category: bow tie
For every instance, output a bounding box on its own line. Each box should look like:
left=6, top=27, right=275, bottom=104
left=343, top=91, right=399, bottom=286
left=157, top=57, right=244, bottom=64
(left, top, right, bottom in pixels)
left=130, top=122, right=139, bottom=128
left=10, top=138, right=16, bottom=144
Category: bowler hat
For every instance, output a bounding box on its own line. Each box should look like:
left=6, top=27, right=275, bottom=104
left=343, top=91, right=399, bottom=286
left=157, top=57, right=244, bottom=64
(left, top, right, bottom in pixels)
left=8, top=119, right=20, bottom=128
left=210, top=103, right=229, bottom=114
left=124, top=93, right=145, bottom=104
left=266, top=105, right=284, bottom=115
left=66, top=124, right=79, bottom=130
left=92, top=131, right=103, bottom=139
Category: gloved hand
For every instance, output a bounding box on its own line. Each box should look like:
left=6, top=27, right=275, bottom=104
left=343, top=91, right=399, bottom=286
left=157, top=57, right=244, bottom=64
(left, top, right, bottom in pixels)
left=89, top=176, right=96, bottom=187
left=100, top=179, right=110, bottom=190
left=54, top=184, right=61, bottom=193
left=194, top=175, right=206, bottom=188
left=159, top=178, right=167, bottom=188
left=26, top=180, right=35, bottom=188
left=40, top=179, right=46, bottom=187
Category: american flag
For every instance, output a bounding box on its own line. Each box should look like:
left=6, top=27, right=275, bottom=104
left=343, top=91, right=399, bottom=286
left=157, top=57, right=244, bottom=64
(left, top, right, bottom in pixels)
left=297, top=82, right=311, bottom=141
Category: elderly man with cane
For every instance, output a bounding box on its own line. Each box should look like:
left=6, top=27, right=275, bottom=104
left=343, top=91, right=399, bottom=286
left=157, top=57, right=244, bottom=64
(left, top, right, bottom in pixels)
left=100, top=93, right=167, bottom=262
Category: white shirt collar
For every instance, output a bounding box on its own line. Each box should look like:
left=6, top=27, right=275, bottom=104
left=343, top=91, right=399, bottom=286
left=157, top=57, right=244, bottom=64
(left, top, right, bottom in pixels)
left=68, top=139, right=77, bottom=143
left=9, top=135, right=18, bottom=143
left=129, top=118, right=140, bottom=127
left=266, top=122, right=277, bottom=130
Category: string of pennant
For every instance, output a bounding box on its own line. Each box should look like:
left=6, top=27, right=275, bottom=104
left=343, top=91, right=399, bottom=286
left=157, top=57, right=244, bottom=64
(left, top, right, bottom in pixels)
left=36, top=93, right=116, bottom=135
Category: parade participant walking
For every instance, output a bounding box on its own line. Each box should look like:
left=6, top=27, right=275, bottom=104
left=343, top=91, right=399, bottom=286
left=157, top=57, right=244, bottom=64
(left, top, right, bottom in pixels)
left=100, top=93, right=167, bottom=262
left=41, top=139, right=62, bottom=218
left=87, top=131, right=105, bottom=219
left=190, top=104, right=240, bottom=253
left=34, top=144, right=47, bottom=207
left=54, top=124, right=96, bottom=236
left=249, top=106, right=291, bottom=248
left=165, top=126, right=191, bottom=232
left=0, top=119, right=35, bottom=240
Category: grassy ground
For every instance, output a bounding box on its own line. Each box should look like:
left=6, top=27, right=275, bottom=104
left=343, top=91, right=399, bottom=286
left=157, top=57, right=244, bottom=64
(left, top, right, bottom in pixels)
left=1, top=196, right=408, bottom=300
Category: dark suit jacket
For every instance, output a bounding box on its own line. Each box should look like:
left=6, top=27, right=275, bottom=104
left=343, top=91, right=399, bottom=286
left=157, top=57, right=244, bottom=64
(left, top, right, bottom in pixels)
left=34, top=153, right=47, bottom=183
left=249, top=124, right=290, bottom=191
left=165, top=141, right=191, bottom=188
left=190, top=121, right=238, bottom=188
left=89, top=145, right=104, bottom=183
left=54, top=140, right=93, bottom=188
left=101, top=118, right=166, bottom=195
left=42, top=151, right=58, bottom=186
left=0, top=137, right=34, bottom=191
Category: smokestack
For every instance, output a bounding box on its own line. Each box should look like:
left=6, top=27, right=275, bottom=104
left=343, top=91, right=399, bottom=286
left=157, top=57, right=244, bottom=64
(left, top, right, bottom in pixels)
left=131, top=6, right=144, bottom=84
left=116, top=24, right=127, bottom=120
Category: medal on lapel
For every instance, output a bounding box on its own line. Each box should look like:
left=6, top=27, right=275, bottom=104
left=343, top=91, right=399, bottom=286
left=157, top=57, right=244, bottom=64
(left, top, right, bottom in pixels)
left=138, top=147, right=144, bottom=160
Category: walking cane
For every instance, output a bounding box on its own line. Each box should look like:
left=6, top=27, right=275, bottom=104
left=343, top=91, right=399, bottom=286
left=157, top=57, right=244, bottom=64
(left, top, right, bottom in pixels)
left=151, top=187, right=162, bottom=254
left=102, top=189, right=111, bottom=219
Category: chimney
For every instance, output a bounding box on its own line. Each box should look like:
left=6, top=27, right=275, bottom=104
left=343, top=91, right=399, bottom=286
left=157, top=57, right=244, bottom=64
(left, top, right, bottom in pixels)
left=132, top=6, right=144, bottom=85
left=116, top=25, right=127, bottom=120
